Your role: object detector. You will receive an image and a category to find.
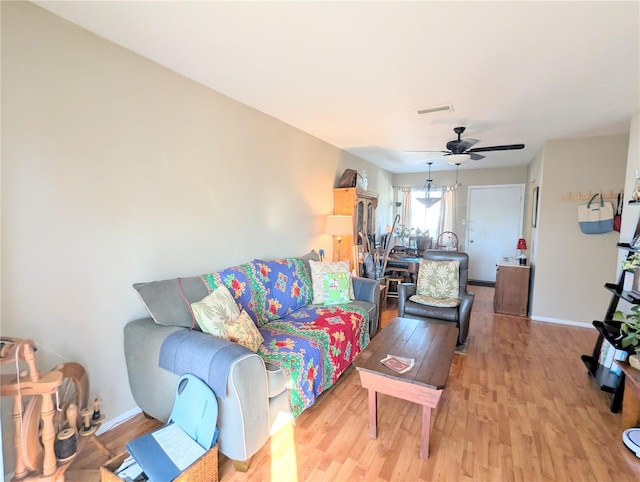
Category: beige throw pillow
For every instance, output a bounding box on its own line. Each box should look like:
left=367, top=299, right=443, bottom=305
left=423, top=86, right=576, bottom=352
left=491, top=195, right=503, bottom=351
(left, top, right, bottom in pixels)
left=225, top=310, right=264, bottom=352
left=308, top=260, right=355, bottom=304
left=191, top=285, right=240, bottom=339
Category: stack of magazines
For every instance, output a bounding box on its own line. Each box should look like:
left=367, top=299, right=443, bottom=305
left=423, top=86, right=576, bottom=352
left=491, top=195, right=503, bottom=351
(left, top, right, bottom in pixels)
left=380, top=354, right=415, bottom=374
left=126, top=422, right=206, bottom=482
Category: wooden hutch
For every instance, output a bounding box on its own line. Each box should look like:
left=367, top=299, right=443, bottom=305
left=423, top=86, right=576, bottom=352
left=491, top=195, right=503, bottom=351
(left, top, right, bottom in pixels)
left=333, top=188, right=378, bottom=265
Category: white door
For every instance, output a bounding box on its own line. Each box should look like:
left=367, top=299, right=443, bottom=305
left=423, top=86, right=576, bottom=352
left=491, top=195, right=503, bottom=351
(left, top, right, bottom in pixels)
left=466, top=184, right=525, bottom=282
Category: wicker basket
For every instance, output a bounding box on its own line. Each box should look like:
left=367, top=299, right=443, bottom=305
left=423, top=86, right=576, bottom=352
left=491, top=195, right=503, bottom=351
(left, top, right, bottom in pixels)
left=101, top=444, right=218, bottom=482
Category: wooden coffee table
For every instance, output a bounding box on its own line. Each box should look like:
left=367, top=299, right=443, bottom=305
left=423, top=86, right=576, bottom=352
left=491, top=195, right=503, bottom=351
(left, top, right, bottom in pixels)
left=353, top=316, right=458, bottom=458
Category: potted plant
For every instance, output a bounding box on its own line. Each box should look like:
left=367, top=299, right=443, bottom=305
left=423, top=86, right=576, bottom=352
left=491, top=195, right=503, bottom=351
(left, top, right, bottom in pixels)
left=622, top=252, right=640, bottom=271
left=613, top=306, right=640, bottom=369
left=622, top=253, right=640, bottom=291
left=410, top=227, right=431, bottom=251
left=394, top=224, right=411, bottom=247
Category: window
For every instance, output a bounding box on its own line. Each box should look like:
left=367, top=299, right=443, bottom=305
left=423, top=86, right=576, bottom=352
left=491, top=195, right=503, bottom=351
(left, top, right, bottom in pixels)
left=410, top=188, right=441, bottom=238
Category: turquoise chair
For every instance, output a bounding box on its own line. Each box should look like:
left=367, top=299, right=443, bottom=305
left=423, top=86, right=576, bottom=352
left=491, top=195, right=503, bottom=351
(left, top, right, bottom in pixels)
left=168, top=374, right=218, bottom=450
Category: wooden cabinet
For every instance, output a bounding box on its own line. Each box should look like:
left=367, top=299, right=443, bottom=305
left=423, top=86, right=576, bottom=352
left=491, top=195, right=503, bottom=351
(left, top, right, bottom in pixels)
left=333, top=188, right=378, bottom=263
left=493, top=263, right=530, bottom=316
left=616, top=361, right=640, bottom=428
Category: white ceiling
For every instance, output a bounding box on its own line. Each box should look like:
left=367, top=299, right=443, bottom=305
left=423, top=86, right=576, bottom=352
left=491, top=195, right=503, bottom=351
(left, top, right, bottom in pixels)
left=33, top=1, right=640, bottom=173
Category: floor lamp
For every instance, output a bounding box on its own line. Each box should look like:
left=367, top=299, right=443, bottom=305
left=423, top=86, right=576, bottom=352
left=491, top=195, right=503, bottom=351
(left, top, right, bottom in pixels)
left=326, top=215, right=353, bottom=261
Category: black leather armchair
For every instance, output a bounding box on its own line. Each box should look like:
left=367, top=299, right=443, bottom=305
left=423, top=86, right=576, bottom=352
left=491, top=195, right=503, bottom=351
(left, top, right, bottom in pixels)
left=397, top=250, right=474, bottom=345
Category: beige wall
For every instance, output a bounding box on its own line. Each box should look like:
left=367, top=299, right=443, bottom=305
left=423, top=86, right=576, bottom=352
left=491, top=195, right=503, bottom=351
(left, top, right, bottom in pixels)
left=530, top=134, right=629, bottom=325
left=2, top=1, right=637, bottom=476
left=0, top=2, right=393, bottom=472
left=393, top=166, right=528, bottom=247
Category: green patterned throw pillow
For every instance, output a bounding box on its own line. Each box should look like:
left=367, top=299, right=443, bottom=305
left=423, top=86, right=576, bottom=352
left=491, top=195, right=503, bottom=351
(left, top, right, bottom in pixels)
left=416, top=259, right=460, bottom=300
left=322, top=272, right=351, bottom=305
left=308, top=260, right=354, bottom=304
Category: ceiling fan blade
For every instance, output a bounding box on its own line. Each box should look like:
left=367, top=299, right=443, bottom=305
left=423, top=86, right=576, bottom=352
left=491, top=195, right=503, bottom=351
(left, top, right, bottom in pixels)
left=470, top=153, right=485, bottom=161
left=447, top=138, right=479, bottom=154
left=404, top=150, right=449, bottom=154
left=456, top=138, right=479, bottom=152
left=445, top=139, right=460, bottom=151
left=467, top=144, right=525, bottom=153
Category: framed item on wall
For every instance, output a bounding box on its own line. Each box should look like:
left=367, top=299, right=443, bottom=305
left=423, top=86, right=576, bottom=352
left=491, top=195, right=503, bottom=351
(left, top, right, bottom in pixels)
left=532, top=186, right=539, bottom=227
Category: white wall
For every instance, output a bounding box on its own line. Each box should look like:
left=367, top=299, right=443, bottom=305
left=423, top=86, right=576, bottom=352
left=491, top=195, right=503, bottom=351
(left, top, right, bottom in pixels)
left=615, top=113, right=640, bottom=313
left=620, top=113, right=640, bottom=246
left=531, top=134, right=629, bottom=325
left=0, top=2, right=392, bottom=473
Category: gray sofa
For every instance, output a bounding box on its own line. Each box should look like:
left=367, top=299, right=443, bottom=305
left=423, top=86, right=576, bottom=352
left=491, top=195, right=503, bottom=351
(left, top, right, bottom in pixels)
left=124, top=253, right=379, bottom=471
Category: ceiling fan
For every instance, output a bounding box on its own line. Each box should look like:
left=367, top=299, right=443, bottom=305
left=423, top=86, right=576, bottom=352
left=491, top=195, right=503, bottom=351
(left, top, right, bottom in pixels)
left=411, top=126, right=525, bottom=164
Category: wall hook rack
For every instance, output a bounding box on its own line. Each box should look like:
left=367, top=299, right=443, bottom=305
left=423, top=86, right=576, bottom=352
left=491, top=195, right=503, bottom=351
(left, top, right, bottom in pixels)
left=561, top=190, right=622, bottom=202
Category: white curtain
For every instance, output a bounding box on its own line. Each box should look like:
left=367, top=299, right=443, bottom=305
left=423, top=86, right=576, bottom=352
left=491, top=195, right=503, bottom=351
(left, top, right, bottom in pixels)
left=439, top=188, right=457, bottom=236
left=401, top=188, right=412, bottom=228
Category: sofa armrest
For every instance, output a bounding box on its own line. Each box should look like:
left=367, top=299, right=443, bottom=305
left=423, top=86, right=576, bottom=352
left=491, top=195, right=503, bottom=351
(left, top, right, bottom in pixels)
left=398, top=283, right=417, bottom=316
left=352, top=276, right=379, bottom=304
left=352, top=276, right=381, bottom=336
left=457, top=291, right=475, bottom=344
left=124, top=318, right=270, bottom=462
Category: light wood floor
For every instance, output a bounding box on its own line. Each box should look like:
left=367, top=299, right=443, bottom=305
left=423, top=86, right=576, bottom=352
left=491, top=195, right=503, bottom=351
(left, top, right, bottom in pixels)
left=67, top=286, right=640, bottom=481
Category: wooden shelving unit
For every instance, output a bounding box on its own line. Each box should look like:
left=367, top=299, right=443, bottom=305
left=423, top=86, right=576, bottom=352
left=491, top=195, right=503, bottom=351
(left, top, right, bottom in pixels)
left=580, top=243, right=636, bottom=412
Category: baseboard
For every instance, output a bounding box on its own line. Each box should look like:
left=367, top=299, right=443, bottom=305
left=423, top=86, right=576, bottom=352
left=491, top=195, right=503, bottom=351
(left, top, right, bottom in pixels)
left=468, top=280, right=495, bottom=287
left=95, top=406, right=142, bottom=436
left=530, top=316, right=596, bottom=328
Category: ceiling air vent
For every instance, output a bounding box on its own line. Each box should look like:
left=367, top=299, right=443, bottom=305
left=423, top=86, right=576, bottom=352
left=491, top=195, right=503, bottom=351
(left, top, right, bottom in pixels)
left=417, top=104, right=454, bottom=115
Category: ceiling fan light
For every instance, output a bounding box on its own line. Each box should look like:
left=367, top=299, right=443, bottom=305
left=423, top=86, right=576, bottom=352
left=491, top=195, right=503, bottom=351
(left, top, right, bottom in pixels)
left=447, top=153, right=471, bottom=165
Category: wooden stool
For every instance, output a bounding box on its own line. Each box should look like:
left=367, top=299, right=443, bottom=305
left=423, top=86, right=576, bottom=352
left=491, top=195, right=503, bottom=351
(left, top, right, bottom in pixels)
left=386, top=267, right=411, bottom=281
left=379, top=284, right=388, bottom=309
left=385, top=276, right=404, bottom=305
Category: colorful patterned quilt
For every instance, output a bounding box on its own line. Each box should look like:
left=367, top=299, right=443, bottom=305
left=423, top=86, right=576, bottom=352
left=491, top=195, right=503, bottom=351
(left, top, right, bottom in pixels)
left=258, top=304, right=370, bottom=417
left=200, top=257, right=371, bottom=418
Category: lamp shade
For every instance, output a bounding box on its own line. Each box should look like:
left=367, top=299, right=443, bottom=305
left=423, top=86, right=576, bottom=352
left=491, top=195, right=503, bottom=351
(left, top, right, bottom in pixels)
left=446, top=153, right=472, bottom=165
left=517, top=238, right=527, bottom=250
left=326, top=215, right=353, bottom=236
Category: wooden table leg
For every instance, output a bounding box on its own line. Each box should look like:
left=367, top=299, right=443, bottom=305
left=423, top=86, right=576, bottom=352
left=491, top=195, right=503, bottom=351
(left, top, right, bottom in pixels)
left=368, top=389, right=378, bottom=439
left=420, top=405, right=432, bottom=459
left=12, top=395, right=28, bottom=479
